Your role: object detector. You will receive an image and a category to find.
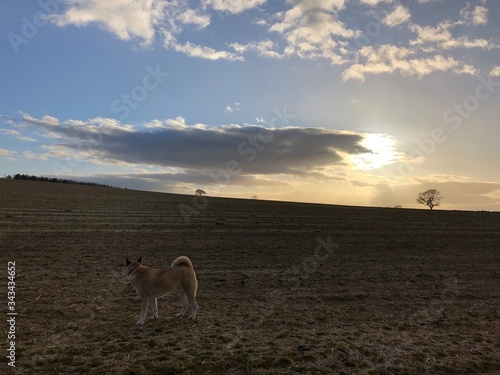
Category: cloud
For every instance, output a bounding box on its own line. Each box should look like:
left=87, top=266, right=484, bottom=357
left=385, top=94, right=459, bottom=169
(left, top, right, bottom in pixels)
left=342, top=45, right=477, bottom=81
left=9, top=114, right=371, bottom=180
left=270, top=0, right=348, bottom=34
left=202, top=0, right=267, bottom=14
left=83, top=117, right=135, bottom=133
left=415, top=0, right=442, bottom=4
left=224, top=102, right=241, bottom=113
left=253, top=18, right=268, bottom=26
left=229, top=40, right=284, bottom=59
left=0, top=129, right=37, bottom=142
left=359, top=0, right=393, bottom=5
left=48, top=0, right=167, bottom=46
left=23, top=151, right=48, bottom=160
left=383, top=4, right=410, bottom=27
left=472, top=6, right=488, bottom=25
left=177, top=8, right=210, bottom=29
left=0, top=148, right=16, bottom=159
left=81, top=125, right=366, bottom=176
left=169, top=40, right=244, bottom=61
left=144, top=116, right=202, bottom=129
left=269, top=0, right=356, bottom=65
left=7, top=114, right=134, bottom=144
left=349, top=96, right=362, bottom=104
left=21, top=113, right=59, bottom=127
left=410, top=22, right=495, bottom=50
left=48, top=0, right=241, bottom=62
left=460, top=4, right=488, bottom=26
left=490, top=66, right=500, bottom=77
left=44, top=0, right=500, bottom=82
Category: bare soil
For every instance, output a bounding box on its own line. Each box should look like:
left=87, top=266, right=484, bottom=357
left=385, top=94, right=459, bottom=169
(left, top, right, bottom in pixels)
left=1, top=179, right=499, bottom=374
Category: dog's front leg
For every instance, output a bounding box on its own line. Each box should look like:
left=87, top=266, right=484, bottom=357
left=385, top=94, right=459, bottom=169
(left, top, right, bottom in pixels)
left=137, top=298, right=149, bottom=325
left=149, top=297, right=158, bottom=320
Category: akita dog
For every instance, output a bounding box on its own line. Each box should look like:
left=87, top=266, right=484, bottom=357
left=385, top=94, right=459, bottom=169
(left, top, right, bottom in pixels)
left=125, top=256, right=198, bottom=325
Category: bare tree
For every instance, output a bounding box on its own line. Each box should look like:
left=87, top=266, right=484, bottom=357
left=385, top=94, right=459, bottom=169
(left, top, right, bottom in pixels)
left=251, top=195, right=259, bottom=200
left=416, top=189, right=443, bottom=210
left=195, top=189, right=206, bottom=196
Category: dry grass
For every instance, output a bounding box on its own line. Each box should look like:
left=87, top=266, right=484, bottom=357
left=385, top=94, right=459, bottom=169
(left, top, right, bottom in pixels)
left=1, top=179, right=499, bottom=374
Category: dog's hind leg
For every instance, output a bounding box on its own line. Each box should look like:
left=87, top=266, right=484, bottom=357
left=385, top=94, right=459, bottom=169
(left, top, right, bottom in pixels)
left=187, top=294, right=198, bottom=320
left=149, top=297, right=158, bottom=320
left=137, top=298, right=149, bottom=325
left=176, top=291, right=189, bottom=317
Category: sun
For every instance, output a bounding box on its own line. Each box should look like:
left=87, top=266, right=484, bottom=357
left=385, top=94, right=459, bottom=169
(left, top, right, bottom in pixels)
left=349, top=133, right=399, bottom=170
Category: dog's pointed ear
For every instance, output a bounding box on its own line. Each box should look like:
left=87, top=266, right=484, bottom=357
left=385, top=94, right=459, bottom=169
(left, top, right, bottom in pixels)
left=126, top=258, right=131, bottom=266
left=137, top=257, right=142, bottom=264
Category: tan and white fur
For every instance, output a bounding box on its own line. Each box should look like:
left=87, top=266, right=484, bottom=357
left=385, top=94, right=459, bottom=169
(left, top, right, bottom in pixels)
left=125, top=256, right=198, bottom=325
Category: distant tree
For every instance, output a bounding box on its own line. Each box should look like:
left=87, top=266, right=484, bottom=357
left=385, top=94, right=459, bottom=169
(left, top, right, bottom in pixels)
left=251, top=195, right=259, bottom=200
left=195, top=189, right=206, bottom=196
left=394, top=205, right=402, bottom=209
left=416, top=189, right=443, bottom=210
left=9, top=173, right=111, bottom=187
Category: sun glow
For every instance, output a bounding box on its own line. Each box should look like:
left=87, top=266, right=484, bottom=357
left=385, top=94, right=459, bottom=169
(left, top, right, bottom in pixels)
left=350, top=133, right=399, bottom=170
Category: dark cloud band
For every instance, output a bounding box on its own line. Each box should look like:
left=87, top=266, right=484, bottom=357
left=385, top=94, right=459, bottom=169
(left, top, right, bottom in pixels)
left=14, top=114, right=369, bottom=178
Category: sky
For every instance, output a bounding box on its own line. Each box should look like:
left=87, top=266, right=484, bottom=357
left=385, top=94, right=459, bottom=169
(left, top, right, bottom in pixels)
left=1, top=0, right=499, bottom=210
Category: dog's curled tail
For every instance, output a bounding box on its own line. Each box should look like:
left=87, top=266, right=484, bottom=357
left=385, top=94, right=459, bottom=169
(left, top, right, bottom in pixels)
left=171, top=256, right=194, bottom=269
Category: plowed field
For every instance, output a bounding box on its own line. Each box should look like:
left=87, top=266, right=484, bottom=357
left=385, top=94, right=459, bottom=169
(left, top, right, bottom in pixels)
left=1, top=179, right=499, bottom=374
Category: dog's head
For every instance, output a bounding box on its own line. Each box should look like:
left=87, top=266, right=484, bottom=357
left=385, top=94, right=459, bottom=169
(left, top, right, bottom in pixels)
left=125, top=257, right=142, bottom=277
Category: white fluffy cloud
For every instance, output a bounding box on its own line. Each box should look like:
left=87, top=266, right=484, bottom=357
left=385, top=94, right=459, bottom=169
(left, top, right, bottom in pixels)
left=0, top=148, right=16, bottom=157
left=383, top=5, right=411, bottom=27
left=491, top=66, right=500, bottom=77
left=202, top=0, right=267, bottom=14
left=177, top=8, right=210, bottom=29
left=472, top=6, right=488, bottom=25
left=49, top=0, right=167, bottom=46
left=359, top=0, right=393, bottom=5
left=410, top=22, right=495, bottom=50
left=269, top=0, right=356, bottom=64
left=20, top=114, right=134, bottom=136
left=416, top=0, right=442, bottom=3
left=342, top=45, right=477, bottom=81
left=461, top=4, right=488, bottom=26
left=22, top=114, right=59, bottom=127
left=170, top=41, right=244, bottom=61
left=229, top=40, right=284, bottom=59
